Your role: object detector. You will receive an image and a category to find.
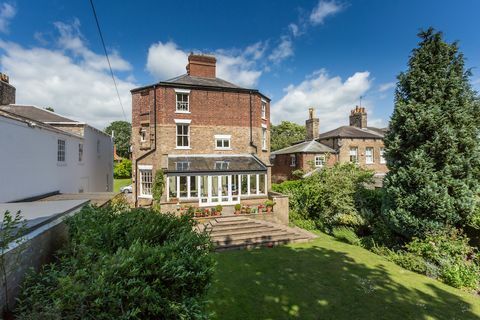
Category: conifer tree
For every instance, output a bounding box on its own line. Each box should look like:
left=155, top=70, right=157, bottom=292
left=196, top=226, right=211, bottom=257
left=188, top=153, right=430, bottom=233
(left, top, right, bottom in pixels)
left=382, top=28, right=480, bottom=239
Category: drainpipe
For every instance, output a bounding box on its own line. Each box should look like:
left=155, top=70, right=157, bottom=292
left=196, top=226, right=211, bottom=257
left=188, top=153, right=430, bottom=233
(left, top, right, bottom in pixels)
left=249, top=91, right=258, bottom=154
left=134, top=85, right=157, bottom=207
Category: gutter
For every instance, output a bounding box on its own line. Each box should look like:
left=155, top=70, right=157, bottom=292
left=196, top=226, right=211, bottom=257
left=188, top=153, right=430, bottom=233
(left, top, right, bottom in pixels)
left=249, top=91, right=258, bottom=154
left=134, top=85, right=157, bottom=207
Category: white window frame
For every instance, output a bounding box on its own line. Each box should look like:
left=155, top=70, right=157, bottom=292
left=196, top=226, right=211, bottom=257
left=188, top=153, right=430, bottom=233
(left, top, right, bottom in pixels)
left=349, top=147, right=358, bottom=163
left=365, top=147, right=374, bottom=164
left=138, top=165, right=153, bottom=198
left=314, top=155, right=325, bottom=167
left=380, top=147, right=386, bottom=164
left=57, top=139, right=66, bottom=162
left=175, top=89, right=190, bottom=113
left=261, top=99, right=267, bottom=119
left=175, top=119, right=191, bottom=149
left=140, top=128, right=147, bottom=142
left=290, top=154, right=296, bottom=167
left=215, top=134, right=231, bottom=150
left=262, top=124, right=267, bottom=151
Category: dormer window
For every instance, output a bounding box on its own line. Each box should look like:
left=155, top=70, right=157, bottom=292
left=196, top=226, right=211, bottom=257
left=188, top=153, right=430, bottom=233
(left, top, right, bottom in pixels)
left=175, top=89, right=190, bottom=113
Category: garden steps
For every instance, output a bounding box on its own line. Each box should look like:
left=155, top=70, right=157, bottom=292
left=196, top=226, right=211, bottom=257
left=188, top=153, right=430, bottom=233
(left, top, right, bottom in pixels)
left=199, top=216, right=316, bottom=251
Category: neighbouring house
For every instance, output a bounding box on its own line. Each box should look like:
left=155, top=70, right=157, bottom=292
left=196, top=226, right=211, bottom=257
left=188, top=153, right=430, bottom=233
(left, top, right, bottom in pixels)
left=0, top=74, right=114, bottom=202
left=272, top=107, right=387, bottom=183
left=131, top=53, right=272, bottom=208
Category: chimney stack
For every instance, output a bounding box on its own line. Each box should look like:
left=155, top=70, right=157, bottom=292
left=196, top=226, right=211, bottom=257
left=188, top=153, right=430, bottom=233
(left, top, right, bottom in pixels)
left=186, top=53, right=216, bottom=78
left=349, top=106, right=367, bottom=128
left=0, top=73, right=15, bottom=105
left=305, top=107, right=319, bottom=140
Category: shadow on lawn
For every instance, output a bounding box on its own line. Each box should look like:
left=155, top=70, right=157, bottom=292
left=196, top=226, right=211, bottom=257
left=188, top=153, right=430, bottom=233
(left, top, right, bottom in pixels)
left=209, top=245, right=478, bottom=320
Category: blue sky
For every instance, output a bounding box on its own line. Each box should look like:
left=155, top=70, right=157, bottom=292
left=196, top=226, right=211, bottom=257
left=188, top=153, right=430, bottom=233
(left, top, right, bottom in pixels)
left=0, top=0, right=479, bottom=129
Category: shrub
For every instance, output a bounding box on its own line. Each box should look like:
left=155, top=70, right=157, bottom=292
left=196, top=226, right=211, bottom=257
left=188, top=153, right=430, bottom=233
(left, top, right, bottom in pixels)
left=406, top=229, right=480, bottom=289
left=332, top=227, right=361, bottom=246
left=113, top=159, right=132, bottom=179
left=16, top=206, right=215, bottom=319
left=234, top=204, right=241, bottom=211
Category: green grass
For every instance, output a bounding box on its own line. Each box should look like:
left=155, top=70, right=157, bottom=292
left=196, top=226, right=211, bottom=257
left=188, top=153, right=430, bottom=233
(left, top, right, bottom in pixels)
left=113, top=178, right=131, bottom=192
left=208, top=232, right=480, bottom=320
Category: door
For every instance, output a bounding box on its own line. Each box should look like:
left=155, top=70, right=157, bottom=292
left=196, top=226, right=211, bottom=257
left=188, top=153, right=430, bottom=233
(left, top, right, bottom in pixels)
left=199, top=175, right=239, bottom=207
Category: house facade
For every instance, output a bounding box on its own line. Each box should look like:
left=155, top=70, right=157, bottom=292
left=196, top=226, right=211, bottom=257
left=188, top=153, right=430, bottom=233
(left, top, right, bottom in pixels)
left=0, top=74, right=113, bottom=202
left=272, top=107, right=387, bottom=183
left=131, top=54, right=271, bottom=208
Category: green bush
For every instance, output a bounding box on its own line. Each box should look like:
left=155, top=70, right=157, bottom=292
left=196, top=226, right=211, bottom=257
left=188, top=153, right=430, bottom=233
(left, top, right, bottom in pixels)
left=16, top=206, right=215, bottom=319
left=405, top=229, right=480, bottom=289
left=113, top=159, right=132, bottom=179
left=332, top=227, right=361, bottom=246
left=273, top=163, right=374, bottom=232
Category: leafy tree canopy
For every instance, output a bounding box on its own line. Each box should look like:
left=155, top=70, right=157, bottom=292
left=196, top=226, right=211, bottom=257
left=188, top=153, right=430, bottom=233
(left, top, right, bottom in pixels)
left=382, top=28, right=480, bottom=239
left=271, top=121, right=306, bottom=151
left=105, top=121, right=131, bottom=158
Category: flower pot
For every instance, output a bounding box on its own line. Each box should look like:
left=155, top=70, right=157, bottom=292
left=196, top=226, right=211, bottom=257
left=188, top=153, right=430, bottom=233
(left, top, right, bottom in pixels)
left=266, top=207, right=272, bottom=213
left=235, top=210, right=241, bottom=215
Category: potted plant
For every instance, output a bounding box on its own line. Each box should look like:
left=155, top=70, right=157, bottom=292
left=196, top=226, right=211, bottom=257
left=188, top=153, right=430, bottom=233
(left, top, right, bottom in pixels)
left=195, top=208, right=202, bottom=218
left=204, top=208, right=210, bottom=217
left=234, top=203, right=242, bottom=215
left=215, top=204, right=223, bottom=215
left=257, top=204, right=265, bottom=213
left=265, top=200, right=276, bottom=213
left=245, top=205, right=251, bottom=214
left=241, top=205, right=247, bottom=214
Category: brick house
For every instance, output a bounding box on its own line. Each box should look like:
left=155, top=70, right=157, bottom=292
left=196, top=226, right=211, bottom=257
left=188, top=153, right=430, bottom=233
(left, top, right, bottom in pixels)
left=272, top=107, right=387, bottom=183
left=131, top=54, right=271, bottom=208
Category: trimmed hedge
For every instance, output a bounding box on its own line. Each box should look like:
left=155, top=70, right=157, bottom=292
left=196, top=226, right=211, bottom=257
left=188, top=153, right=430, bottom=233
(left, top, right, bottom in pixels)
left=15, top=206, right=215, bottom=319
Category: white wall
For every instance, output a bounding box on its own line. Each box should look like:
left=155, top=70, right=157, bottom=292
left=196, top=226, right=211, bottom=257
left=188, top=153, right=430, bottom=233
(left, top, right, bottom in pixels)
left=81, top=125, right=113, bottom=193
left=0, top=117, right=114, bottom=202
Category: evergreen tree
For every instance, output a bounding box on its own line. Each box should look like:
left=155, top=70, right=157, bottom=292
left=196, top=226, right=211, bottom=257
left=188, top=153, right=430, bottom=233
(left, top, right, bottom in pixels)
left=382, top=28, right=480, bottom=239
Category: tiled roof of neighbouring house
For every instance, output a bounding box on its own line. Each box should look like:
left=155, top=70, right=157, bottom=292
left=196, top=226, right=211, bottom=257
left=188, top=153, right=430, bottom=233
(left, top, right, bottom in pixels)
left=318, top=125, right=386, bottom=140
left=272, top=140, right=336, bottom=155
left=0, top=104, right=78, bottom=123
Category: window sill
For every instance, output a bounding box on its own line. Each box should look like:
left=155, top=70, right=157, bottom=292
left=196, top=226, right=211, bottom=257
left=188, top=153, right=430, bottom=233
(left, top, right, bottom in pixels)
left=175, top=110, right=191, bottom=114
left=366, top=162, right=375, bottom=165
left=57, top=162, right=67, bottom=167
left=262, top=117, right=267, bottom=121
left=138, top=195, right=153, bottom=199
left=175, top=146, right=192, bottom=150
left=215, top=148, right=232, bottom=151
left=262, top=148, right=268, bottom=152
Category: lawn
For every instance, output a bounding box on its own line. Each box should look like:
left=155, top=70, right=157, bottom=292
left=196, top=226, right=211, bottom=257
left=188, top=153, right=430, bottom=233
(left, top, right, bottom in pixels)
left=208, top=232, right=480, bottom=320
left=113, top=178, right=131, bottom=192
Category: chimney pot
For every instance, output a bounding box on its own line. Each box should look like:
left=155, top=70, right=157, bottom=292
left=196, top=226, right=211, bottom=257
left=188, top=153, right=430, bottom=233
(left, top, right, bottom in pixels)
left=186, top=53, right=216, bottom=78
left=305, top=108, right=320, bottom=140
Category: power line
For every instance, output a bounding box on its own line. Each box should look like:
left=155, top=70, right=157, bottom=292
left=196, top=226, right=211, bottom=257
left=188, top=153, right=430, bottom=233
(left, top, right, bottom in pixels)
left=89, top=0, right=127, bottom=122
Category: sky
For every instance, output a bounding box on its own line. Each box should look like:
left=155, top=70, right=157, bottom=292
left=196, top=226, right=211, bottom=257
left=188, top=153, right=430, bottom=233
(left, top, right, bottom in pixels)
left=0, top=0, right=479, bottom=130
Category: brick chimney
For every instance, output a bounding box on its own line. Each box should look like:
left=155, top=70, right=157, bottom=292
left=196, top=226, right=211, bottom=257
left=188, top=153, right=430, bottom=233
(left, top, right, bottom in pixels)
left=0, top=73, right=15, bottom=105
left=305, top=107, right=319, bottom=140
left=186, top=53, right=216, bottom=78
left=349, top=106, right=367, bottom=129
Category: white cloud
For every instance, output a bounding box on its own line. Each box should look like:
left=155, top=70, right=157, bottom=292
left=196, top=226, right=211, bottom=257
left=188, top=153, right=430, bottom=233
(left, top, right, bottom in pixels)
left=288, top=23, right=301, bottom=37
left=272, top=69, right=379, bottom=131
left=309, top=0, right=343, bottom=25
left=0, top=2, right=16, bottom=33
left=0, top=20, right=136, bottom=130
left=146, top=41, right=264, bottom=88
left=268, top=36, right=294, bottom=63
left=378, top=82, right=395, bottom=92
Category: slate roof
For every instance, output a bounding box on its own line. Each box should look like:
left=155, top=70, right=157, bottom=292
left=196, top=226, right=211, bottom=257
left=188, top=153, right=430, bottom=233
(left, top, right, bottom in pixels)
left=162, top=74, right=243, bottom=89
left=318, top=125, right=386, bottom=140
left=0, top=105, right=78, bottom=123
left=166, top=154, right=267, bottom=175
left=272, top=140, right=336, bottom=155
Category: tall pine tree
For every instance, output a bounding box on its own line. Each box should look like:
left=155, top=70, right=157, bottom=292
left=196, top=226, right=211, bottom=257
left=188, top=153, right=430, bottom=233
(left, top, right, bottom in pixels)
left=382, top=28, right=480, bottom=239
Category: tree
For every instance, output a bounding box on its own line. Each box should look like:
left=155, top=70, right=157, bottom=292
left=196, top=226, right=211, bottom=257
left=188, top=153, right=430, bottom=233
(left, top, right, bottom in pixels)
left=271, top=121, right=306, bottom=151
left=113, top=159, right=132, bottom=179
left=104, top=121, right=131, bottom=158
left=382, top=28, right=480, bottom=239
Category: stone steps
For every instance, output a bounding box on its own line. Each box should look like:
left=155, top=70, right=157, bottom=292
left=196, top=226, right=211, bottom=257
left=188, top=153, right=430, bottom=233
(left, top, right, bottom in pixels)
left=200, top=216, right=315, bottom=251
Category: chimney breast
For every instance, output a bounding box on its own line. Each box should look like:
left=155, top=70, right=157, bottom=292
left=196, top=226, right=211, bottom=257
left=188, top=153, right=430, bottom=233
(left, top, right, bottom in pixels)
left=349, top=106, right=367, bottom=128
left=186, top=53, right=216, bottom=78
left=305, top=107, right=319, bottom=140
left=0, top=73, right=15, bottom=105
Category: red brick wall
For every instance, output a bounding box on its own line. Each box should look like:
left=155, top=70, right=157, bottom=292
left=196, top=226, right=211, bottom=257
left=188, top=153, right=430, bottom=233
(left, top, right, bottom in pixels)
left=272, top=152, right=337, bottom=183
